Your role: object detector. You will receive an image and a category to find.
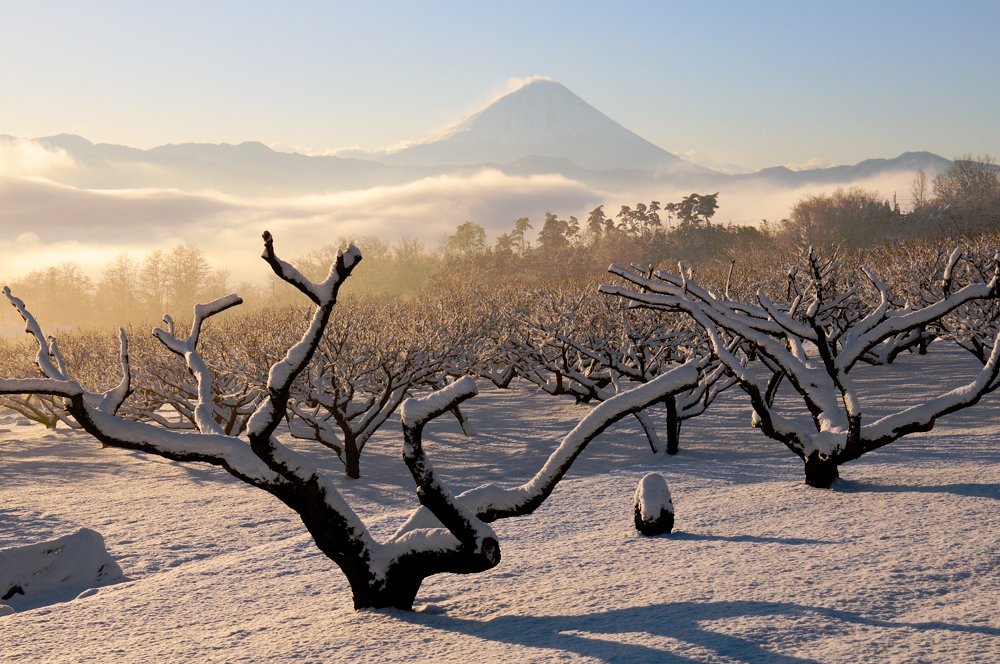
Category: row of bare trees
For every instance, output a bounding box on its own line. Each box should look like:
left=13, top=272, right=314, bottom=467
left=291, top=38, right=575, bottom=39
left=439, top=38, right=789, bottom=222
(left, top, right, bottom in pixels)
left=2, top=233, right=701, bottom=610
left=7, top=232, right=1000, bottom=485
left=0, top=244, right=235, bottom=328
left=603, top=240, right=1000, bottom=486
left=0, top=280, right=713, bottom=475
left=5, top=226, right=1000, bottom=610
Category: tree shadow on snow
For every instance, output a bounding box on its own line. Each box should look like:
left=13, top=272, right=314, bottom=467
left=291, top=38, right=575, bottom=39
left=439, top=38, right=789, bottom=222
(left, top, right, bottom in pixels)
left=0, top=434, right=244, bottom=489
left=834, top=478, right=1000, bottom=501
left=394, top=600, right=1000, bottom=663
left=669, top=531, right=836, bottom=545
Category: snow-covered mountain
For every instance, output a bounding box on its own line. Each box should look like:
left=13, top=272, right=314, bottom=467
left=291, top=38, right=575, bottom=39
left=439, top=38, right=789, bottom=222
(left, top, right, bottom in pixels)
left=378, top=79, right=704, bottom=172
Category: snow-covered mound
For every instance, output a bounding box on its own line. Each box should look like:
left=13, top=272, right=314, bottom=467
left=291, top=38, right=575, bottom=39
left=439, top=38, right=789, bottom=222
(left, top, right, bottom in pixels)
left=1, top=528, right=125, bottom=614
left=633, top=472, right=674, bottom=536
left=382, top=79, right=704, bottom=171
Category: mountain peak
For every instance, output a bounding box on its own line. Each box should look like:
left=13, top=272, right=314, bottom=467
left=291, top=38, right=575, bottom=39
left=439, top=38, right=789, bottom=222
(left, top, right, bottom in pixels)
left=381, top=79, right=701, bottom=172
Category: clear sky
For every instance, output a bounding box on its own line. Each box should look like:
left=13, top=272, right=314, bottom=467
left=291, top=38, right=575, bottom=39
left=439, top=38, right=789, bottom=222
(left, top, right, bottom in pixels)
left=2, top=0, right=998, bottom=170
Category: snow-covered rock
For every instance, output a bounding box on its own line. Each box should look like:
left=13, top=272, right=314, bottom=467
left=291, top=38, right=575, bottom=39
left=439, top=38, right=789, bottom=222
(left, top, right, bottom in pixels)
left=1, top=528, right=126, bottom=614
left=633, top=473, right=674, bottom=536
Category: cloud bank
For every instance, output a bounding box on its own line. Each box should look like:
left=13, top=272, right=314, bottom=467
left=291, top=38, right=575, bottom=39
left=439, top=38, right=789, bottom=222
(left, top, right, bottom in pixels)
left=0, top=137, right=925, bottom=285
left=0, top=136, right=75, bottom=178
left=0, top=169, right=598, bottom=283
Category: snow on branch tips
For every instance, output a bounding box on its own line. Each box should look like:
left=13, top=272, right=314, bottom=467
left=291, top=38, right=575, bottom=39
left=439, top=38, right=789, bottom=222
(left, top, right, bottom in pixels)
left=2, top=287, right=132, bottom=419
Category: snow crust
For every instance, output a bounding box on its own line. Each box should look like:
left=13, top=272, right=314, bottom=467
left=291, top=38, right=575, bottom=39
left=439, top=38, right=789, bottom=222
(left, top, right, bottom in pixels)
left=3, top=343, right=1000, bottom=661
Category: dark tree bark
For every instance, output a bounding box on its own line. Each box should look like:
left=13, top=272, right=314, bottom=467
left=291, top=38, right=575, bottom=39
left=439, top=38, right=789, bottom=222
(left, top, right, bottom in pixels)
left=665, top=395, right=681, bottom=455
left=343, top=438, right=361, bottom=480
left=803, top=452, right=840, bottom=488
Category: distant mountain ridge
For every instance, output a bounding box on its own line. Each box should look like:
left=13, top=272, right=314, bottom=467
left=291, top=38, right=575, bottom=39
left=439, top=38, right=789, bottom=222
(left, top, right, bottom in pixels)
left=741, top=152, right=953, bottom=187
left=13, top=79, right=952, bottom=197
left=22, top=132, right=952, bottom=198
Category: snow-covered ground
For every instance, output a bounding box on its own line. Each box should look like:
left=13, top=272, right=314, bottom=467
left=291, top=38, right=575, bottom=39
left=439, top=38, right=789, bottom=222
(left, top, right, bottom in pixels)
left=2, top=343, right=1000, bottom=662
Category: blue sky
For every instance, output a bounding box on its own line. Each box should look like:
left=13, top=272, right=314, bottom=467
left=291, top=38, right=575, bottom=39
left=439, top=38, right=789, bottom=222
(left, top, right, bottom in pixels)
left=2, top=1, right=998, bottom=169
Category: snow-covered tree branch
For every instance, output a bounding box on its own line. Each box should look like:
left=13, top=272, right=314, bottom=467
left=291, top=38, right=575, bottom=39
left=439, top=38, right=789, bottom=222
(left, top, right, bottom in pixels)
left=517, top=283, right=736, bottom=455
left=394, top=362, right=699, bottom=534
left=285, top=299, right=466, bottom=478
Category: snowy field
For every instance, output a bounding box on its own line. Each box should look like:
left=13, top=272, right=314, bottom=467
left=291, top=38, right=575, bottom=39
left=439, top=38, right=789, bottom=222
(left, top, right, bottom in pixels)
left=2, top=342, right=1000, bottom=663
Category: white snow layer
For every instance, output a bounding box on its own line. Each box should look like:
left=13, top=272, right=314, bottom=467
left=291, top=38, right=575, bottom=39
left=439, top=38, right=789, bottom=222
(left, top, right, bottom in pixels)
left=400, top=376, right=477, bottom=426
left=1, top=528, right=125, bottom=614
left=2, top=342, right=1000, bottom=661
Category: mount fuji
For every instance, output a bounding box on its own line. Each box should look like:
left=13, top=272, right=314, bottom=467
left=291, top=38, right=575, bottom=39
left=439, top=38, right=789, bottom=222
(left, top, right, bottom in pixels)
left=376, top=79, right=704, bottom=172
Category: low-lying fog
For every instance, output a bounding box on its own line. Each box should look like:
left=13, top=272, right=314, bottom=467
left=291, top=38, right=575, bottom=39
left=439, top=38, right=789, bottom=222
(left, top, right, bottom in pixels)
left=1, top=136, right=919, bottom=284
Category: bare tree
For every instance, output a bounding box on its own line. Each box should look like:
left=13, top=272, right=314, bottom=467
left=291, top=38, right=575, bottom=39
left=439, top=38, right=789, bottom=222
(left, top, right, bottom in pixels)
left=931, top=155, right=1000, bottom=232
left=285, top=299, right=462, bottom=478
left=115, top=322, right=262, bottom=436
left=0, top=336, right=73, bottom=428
left=461, top=286, right=531, bottom=389
left=519, top=284, right=735, bottom=455
left=602, top=247, right=1000, bottom=487
left=0, top=328, right=128, bottom=428
left=394, top=364, right=699, bottom=530
left=911, top=169, right=929, bottom=210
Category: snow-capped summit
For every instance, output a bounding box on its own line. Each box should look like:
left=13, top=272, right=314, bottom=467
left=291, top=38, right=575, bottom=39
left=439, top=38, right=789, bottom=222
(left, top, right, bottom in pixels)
left=380, top=79, right=700, bottom=171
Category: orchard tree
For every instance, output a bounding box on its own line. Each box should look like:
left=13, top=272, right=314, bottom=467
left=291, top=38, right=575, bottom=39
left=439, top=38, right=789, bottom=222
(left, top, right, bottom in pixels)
left=285, top=298, right=468, bottom=479
left=602, top=247, right=1000, bottom=487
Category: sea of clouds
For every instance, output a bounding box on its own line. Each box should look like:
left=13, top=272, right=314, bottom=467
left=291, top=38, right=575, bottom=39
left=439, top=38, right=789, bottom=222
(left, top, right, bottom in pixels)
left=0, top=136, right=917, bottom=283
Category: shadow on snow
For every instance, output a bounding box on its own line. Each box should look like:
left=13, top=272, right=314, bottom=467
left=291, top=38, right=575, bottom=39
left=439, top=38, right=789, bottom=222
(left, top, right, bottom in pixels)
left=390, top=600, right=1000, bottom=664
left=834, top=478, right=1000, bottom=501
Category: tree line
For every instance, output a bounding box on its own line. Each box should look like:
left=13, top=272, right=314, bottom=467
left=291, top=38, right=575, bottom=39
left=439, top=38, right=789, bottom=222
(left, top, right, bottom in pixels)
left=1, top=244, right=236, bottom=328
left=438, top=154, right=1000, bottom=286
